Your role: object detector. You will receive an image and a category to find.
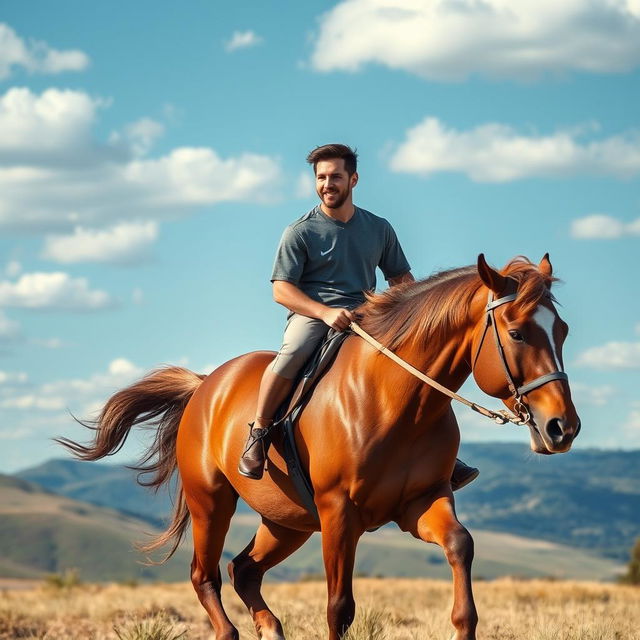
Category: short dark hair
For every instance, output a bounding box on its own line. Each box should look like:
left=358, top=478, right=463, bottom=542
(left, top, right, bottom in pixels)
left=306, top=143, right=358, bottom=176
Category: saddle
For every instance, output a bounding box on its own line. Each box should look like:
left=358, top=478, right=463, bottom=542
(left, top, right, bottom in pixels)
left=272, top=328, right=350, bottom=522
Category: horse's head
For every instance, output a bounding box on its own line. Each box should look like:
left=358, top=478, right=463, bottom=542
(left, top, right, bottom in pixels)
left=471, top=254, right=580, bottom=455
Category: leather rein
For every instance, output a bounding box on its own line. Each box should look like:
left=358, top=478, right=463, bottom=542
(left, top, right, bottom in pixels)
left=350, top=291, right=568, bottom=427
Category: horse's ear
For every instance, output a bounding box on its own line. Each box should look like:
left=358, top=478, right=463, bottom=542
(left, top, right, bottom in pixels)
left=538, top=253, right=553, bottom=279
left=477, top=254, right=507, bottom=294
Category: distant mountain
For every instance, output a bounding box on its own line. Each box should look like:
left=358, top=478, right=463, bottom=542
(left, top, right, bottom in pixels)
left=0, top=474, right=623, bottom=582
left=16, top=458, right=174, bottom=527
left=16, top=443, right=640, bottom=565
left=455, top=443, right=640, bottom=560
left=16, top=458, right=253, bottom=526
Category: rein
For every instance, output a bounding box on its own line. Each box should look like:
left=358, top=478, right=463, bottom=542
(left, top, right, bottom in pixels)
left=350, top=291, right=568, bottom=427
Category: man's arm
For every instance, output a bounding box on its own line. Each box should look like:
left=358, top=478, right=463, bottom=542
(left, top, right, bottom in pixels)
left=273, top=280, right=354, bottom=331
left=388, top=271, right=415, bottom=287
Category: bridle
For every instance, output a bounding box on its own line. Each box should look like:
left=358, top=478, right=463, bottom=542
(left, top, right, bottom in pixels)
left=472, top=291, right=569, bottom=424
left=350, top=288, right=569, bottom=427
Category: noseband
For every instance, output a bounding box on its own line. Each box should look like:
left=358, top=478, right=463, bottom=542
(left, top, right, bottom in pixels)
left=473, top=292, right=569, bottom=424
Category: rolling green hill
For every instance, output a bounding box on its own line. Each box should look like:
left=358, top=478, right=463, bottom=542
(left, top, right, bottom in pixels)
left=8, top=443, right=638, bottom=582
left=0, top=474, right=193, bottom=582
left=17, top=443, right=640, bottom=561
left=0, top=474, right=623, bottom=583
left=15, top=459, right=175, bottom=527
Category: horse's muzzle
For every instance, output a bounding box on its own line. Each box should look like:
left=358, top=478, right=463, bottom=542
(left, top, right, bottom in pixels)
left=541, top=415, right=581, bottom=453
left=528, top=412, right=580, bottom=455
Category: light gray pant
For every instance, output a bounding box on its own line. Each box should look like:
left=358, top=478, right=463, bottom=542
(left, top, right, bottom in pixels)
left=271, top=313, right=330, bottom=379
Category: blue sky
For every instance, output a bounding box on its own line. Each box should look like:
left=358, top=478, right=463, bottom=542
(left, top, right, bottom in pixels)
left=0, top=0, right=639, bottom=472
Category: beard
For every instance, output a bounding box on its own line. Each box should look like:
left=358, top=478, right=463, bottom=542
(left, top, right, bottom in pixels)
left=319, top=186, right=350, bottom=209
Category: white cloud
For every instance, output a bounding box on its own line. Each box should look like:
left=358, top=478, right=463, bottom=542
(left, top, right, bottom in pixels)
left=31, top=337, right=63, bottom=349
left=110, top=117, right=165, bottom=157
left=623, top=409, right=640, bottom=446
left=225, top=30, right=263, bottom=52
left=0, top=358, right=143, bottom=420
left=0, top=310, right=21, bottom=341
left=295, top=171, right=315, bottom=198
left=132, top=287, right=144, bottom=305
left=40, top=357, right=144, bottom=414
left=0, top=87, right=282, bottom=231
left=0, top=371, right=27, bottom=385
left=311, top=0, right=640, bottom=81
left=576, top=341, right=640, bottom=369
left=0, top=272, right=114, bottom=311
left=4, top=260, right=21, bottom=277
left=570, top=382, right=616, bottom=407
left=0, top=23, right=90, bottom=80
left=0, top=395, right=65, bottom=410
left=107, top=357, right=141, bottom=378
left=0, top=426, right=33, bottom=440
left=42, top=221, right=158, bottom=265
left=570, top=214, right=640, bottom=239
left=0, top=87, right=112, bottom=167
left=124, top=147, right=280, bottom=205
left=389, top=117, right=640, bottom=182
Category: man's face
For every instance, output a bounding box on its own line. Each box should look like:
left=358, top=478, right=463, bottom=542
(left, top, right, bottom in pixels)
left=315, top=158, right=357, bottom=209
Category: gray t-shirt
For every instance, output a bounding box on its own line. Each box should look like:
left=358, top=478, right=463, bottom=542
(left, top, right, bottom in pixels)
left=271, top=205, right=411, bottom=308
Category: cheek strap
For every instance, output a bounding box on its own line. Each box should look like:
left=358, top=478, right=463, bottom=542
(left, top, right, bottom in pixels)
left=484, top=291, right=569, bottom=399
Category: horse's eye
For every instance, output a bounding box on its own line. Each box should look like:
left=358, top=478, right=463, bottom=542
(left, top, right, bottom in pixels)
left=508, top=330, right=524, bottom=342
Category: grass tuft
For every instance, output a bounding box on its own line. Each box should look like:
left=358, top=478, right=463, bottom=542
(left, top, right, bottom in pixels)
left=113, top=612, right=187, bottom=640
left=342, top=608, right=387, bottom=640
left=0, top=578, right=638, bottom=640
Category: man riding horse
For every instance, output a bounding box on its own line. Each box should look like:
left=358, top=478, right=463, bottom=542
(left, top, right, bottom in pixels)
left=238, top=143, right=479, bottom=489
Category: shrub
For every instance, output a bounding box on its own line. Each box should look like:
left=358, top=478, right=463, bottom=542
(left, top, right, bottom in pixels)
left=620, top=537, right=640, bottom=585
left=44, top=568, right=82, bottom=590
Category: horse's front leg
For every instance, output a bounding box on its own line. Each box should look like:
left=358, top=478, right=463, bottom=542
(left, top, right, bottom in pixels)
left=318, top=495, right=363, bottom=640
left=399, top=487, right=478, bottom=640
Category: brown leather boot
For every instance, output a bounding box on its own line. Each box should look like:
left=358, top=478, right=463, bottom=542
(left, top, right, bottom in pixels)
left=238, top=422, right=271, bottom=480
left=451, top=458, right=479, bottom=491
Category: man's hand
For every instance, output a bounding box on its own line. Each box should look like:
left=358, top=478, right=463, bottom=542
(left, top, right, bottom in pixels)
left=321, top=307, right=355, bottom=331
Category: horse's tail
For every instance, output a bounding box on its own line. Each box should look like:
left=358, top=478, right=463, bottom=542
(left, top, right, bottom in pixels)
left=56, top=365, right=206, bottom=561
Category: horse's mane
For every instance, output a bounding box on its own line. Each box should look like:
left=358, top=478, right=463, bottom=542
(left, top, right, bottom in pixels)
left=356, top=257, right=554, bottom=351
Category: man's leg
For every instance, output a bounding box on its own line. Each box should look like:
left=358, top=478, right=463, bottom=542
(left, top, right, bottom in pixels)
left=239, top=314, right=329, bottom=480
left=238, top=368, right=295, bottom=479
left=254, top=368, right=295, bottom=428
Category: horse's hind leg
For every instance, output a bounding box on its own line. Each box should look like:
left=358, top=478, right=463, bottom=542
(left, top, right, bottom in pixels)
left=186, top=470, right=239, bottom=640
left=228, top=519, right=311, bottom=640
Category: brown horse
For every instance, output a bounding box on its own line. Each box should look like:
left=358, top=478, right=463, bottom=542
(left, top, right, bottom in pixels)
left=59, top=254, right=580, bottom=640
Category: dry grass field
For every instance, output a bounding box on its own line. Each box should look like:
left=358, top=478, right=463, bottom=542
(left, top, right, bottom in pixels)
left=0, top=577, right=638, bottom=640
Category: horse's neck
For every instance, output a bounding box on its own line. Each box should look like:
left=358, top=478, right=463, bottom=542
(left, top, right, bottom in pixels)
left=362, top=322, right=475, bottom=430
left=402, top=335, right=471, bottom=405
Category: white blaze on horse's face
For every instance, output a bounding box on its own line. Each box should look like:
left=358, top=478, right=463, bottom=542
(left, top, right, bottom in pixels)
left=532, top=305, right=563, bottom=371
left=519, top=301, right=580, bottom=455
